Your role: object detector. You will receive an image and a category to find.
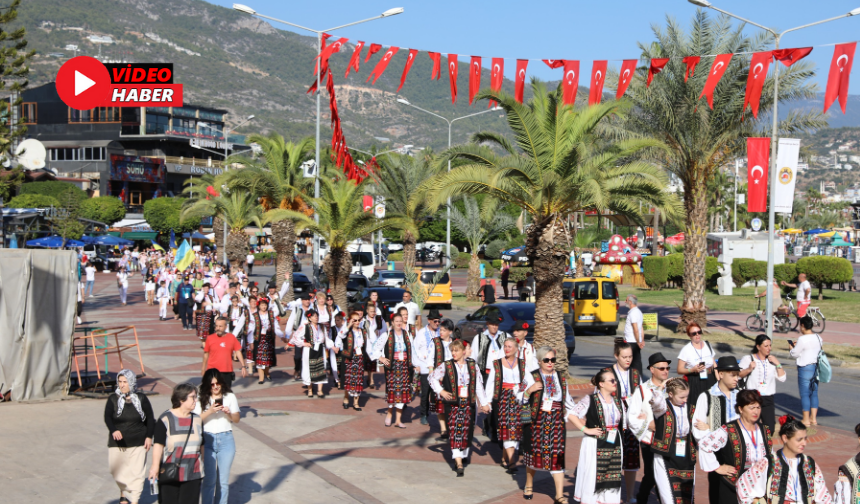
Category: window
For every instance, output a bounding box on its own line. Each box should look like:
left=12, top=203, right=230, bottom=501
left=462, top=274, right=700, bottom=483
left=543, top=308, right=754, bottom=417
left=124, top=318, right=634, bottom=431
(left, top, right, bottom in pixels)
left=420, top=271, right=449, bottom=284
left=50, top=147, right=106, bottom=161
left=20, top=102, right=36, bottom=124
left=145, top=113, right=169, bottom=134
left=574, top=281, right=599, bottom=300
left=350, top=252, right=373, bottom=266
left=69, top=107, right=119, bottom=122
left=602, top=281, right=617, bottom=301
left=130, top=191, right=142, bottom=205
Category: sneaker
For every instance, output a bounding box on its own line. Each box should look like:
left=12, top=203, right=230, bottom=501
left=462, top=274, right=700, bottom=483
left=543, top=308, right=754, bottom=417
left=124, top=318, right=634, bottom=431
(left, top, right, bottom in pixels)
left=420, top=415, right=428, bottom=426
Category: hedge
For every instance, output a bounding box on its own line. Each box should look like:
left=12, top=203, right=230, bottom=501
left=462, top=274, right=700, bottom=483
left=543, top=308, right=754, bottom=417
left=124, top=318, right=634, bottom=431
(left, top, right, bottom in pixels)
left=454, top=253, right=471, bottom=269
left=254, top=252, right=276, bottom=260
left=387, top=251, right=404, bottom=261
left=507, top=266, right=530, bottom=283
left=19, top=181, right=87, bottom=205
left=773, top=263, right=797, bottom=294
left=7, top=193, right=59, bottom=208
left=642, top=256, right=668, bottom=289
left=731, top=258, right=755, bottom=287
left=641, top=254, right=719, bottom=290
left=796, top=256, right=854, bottom=299
left=705, top=256, right=720, bottom=288
left=739, top=260, right=767, bottom=285
left=484, top=239, right=507, bottom=259
left=666, top=253, right=684, bottom=285
left=491, top=259, right=502, bottom=269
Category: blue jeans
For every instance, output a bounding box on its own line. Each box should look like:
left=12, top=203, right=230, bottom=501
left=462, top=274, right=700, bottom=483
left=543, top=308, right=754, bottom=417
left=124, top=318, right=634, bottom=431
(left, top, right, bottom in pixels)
left=202, top=431, right=236, bottom=504
left=797, top=364, right=819, bottom=412
left=85, top=280, right=94, bottom=296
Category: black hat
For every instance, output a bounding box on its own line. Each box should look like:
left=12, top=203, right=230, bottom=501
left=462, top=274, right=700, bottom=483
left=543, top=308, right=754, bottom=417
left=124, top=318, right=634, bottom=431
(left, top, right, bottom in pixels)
left=715, top=356, right=741, bottom=372
left=299, top=292, right=311, bottom=300
left=512, top=319, right=530, bottom=332
left=487, top=314, right=504, bottom=324
left=427, top=308, right=442, bottom=320
left=648, top=352, right=672, bottom=368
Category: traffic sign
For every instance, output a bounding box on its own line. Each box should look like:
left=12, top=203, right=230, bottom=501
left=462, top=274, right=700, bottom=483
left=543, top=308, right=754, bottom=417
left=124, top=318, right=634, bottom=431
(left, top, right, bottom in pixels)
left=55, top=56, right=111, bottom=110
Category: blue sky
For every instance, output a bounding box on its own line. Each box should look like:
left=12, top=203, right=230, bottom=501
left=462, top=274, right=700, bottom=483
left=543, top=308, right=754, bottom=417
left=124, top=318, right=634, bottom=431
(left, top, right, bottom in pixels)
left=208, top=0, right=860, bottom=93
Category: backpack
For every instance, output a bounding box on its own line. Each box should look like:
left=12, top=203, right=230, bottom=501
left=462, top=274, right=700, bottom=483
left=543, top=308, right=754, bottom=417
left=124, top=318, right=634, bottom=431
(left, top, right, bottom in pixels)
left=814, top=335, right=831, bottom=384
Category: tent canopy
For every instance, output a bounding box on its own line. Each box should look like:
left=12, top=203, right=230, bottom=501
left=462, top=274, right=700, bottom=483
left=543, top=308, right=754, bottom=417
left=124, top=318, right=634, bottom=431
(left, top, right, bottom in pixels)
left=26, top=236, right=84, bottom=248
left=182, top=232, right=210, bottom=240
left=803, top=228, right=829, bottom=235
left=782, top=228, right=804, bottom=234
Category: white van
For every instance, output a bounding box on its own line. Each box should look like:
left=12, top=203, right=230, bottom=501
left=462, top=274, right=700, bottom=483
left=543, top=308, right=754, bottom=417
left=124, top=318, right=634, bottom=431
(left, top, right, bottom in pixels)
left=346, top=241, right=375, bottom=278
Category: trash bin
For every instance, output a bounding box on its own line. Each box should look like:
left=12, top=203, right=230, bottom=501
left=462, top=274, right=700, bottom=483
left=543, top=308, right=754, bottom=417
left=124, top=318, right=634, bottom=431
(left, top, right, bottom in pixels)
left=387, top=260, right=395, bottom=271
left=480, top=263, right=485, bottom=279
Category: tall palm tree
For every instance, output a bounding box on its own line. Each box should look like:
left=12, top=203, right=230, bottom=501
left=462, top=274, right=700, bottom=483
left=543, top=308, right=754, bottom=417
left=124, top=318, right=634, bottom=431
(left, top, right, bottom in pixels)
left=449, top=197, right=516, bottom=300
left=222, top=132, right=314, bottom=299
left=430, top=81, right=671, bottom=367
left=618, top=11, right=825, bottom=330
left=181, top=185, right=263, bottom=266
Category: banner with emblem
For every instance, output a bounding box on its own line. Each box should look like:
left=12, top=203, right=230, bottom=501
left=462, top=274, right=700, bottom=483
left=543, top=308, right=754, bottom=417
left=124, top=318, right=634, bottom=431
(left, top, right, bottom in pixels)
left=773, top=138, right=801, bottom=214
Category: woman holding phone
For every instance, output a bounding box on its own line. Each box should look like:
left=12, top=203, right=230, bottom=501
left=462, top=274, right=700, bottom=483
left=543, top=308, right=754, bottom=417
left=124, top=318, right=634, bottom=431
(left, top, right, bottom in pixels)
left=195, top=369, right=240, bottom=504
left=676, top=322, right=716, bottom=406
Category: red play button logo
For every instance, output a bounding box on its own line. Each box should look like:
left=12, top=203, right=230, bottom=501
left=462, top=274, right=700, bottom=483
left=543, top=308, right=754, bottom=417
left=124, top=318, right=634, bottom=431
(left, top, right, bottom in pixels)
left=55, top=56, right=110, bottom=110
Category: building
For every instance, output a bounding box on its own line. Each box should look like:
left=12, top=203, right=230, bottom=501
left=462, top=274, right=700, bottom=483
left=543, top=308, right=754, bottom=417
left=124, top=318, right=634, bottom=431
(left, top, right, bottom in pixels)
left=11, top=82, right=248, bottom=217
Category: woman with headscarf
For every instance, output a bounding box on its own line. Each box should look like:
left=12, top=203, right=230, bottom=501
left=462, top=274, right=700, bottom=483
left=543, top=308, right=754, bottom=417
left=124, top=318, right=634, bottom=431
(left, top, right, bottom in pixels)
left=104, top=369, right=155, bottom=504
left=246, top=297, right=283, bottom=384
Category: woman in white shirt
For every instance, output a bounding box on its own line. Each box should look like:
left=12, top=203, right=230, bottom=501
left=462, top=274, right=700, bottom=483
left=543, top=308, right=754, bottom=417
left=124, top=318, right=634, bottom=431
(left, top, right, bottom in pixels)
left=336, top=311, right=367, bottom=411
left=116, top=269, right=130, bottom=305
left=194, top=369, right=240, bottom=504
left=739, top=335, right=787, bottom=433
left=789, top=316, right=823, bottom=426
left=156, top=281, right=171, bottom=321
left=676, top=322, right=716, bottom=407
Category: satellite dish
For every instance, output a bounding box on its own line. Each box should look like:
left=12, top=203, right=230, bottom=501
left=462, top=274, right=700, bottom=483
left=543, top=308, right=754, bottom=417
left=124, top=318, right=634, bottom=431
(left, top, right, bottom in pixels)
left=15, top=139, right=46, bottom=170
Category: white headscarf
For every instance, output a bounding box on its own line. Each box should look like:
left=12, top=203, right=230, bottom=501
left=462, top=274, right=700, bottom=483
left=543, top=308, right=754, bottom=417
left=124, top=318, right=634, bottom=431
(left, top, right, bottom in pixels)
left=115, top=369, right=145, bottom=421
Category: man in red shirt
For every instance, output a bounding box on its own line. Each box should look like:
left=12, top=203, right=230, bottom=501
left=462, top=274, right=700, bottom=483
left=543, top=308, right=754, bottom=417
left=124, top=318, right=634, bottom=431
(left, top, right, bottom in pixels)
left=202, top=317, right=246, bottom=387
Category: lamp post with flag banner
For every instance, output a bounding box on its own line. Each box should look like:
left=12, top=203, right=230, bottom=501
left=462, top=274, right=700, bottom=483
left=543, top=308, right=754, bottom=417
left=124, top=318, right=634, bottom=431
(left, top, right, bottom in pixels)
left=687, top=0, right=860, bottom=337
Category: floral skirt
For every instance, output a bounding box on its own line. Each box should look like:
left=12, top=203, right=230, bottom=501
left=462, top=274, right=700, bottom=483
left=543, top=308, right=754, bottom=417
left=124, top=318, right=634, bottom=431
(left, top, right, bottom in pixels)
left=522, top=402, right=565, bottom=471
left=196, top=311, right=213, bottom=340
left=255, top=333, right=276, bottom=368
left=497, top=388, right=523, bottom=442
left=449, top=401, right=474, bottom=450
left=344, top=353, right=364, bottom=397
left=385, top=359, right=413, bottom=404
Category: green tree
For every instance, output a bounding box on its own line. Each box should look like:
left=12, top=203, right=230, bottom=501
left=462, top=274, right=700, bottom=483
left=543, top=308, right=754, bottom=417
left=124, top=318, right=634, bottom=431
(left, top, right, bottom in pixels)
left=0, top=167, right=23, bottom=201
left=79, top=196, right=126, bottom=227
left=431, top=82, right=670, bottom=368
left=796, top=256, right=854, bottom=300
left=181, top=189, right=263, bottom=266
left=7, top=193, right=58, bottom=208
left=52, top=190, right=84, bottom=242
left=0, top=0, right=34, bottom=160
left=19, top=180, right=86, bottom=204
left=618, top=11, right=825, bottom=330
left=143, top=197, right=201, bottom=235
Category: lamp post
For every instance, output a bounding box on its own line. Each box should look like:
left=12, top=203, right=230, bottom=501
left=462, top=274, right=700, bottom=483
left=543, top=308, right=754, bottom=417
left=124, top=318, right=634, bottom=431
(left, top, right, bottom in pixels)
left=233, top=4, right=403, bottom=280
left=396, top=97, right=502, bottom=267
left=687, top=0, right=860, bottom=337
left=220, top=114, right=254, bottom=266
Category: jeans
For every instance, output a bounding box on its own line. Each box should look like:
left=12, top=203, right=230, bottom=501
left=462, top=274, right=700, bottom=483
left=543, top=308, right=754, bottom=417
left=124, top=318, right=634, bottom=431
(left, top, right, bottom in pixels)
left=85, top=280, right=94, bottom=296
left=797, top=364, right=819, bottom=412
left=178, top=303, right=192, bottom=328
left=202, top=431, right=236, bottom=504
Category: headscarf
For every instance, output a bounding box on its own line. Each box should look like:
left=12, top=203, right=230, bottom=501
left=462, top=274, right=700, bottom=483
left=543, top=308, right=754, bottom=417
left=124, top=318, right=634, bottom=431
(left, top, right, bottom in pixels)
left=115, top=368, right=145, bottom=421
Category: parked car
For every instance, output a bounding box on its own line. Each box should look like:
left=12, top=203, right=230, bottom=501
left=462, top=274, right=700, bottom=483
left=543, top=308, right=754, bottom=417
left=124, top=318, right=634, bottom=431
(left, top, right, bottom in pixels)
left=387, top=243, right=404, bottom=252
left=454, top=302, right=576, bottom=360
left=358, top=286, right=407, bottom=315
left=292, top=254, right=301, bottom=272
left=416, top=268, right=452, bottom=309
left=269, top=271, right=315, bottom=297
left=347, top=274, right=370, bottom=302
left=370, top=269, right=406, bottom=287
left=562, top=276, right=619, bottom=335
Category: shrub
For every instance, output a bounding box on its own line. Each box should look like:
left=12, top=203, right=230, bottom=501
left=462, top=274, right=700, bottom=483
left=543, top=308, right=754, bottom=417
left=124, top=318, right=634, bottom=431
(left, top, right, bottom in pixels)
left=507, top=266, right=530, bottom=284
left=387, top=251, right=404, bottom=261
left=731, top=258, right=755, bottom=287
left=666, top=253, right=684, bottom=285
left=483, top=239, right=507, bottom=259
left=641, top=256, right=668, bottom=290
left=705, top=256, right=720, bottom=289
left=739, top=260, right=767, bottom=286
left=796, top=256, right=854, bottom=300
left=448, top=248, right=460, bottom=262
left=79, top=196, right=126, bottom=226
left=19, top=181, right=87, bottom=204
left=454, top=253, right=471, bottom=269
left=7, top=193, right=59, bottom=208
left=254, top=252, right=276, bottom=260
left=774, top=263, right=797, bottom=294
left=491, top=259, right=502, bottom=269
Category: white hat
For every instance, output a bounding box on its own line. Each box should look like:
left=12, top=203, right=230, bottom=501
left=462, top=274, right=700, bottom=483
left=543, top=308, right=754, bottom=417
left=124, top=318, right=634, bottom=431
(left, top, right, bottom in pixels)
left=214, top=267, right=222, bottom=273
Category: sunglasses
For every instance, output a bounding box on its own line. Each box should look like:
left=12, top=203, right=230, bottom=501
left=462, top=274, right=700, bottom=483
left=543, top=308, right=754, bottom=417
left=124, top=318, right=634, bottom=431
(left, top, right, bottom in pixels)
left=652, top=366, right=670, bottom=371
left=542, top=358, right=557, bottom=363
left=689, top=331, right=702, bottom=336
left=603, top=378, right=617, bottom=384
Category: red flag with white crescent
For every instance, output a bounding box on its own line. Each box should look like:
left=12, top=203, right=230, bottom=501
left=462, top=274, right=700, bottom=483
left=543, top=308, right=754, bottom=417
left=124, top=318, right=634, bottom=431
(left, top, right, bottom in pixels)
left=367, top=46, right=399, bottom=85
left=448, top=54, right=459, bottom=103
left=397, top=49, right=419, bottom=92
left=682, top=56, right=700, bottom=82
left=365, top=43, right=382, bottom=62
left=562, top=60, right=579, bottom=106
left=824, top=42, right=856, bottom=114
left=743, top=51, right=773, bottom=118
left=314, top=37, right=348, bottom=75
left=698, top=53, right=733, bottom=109
left=543, top=59, right=564, bottom=69
left=469, top=56, right=482, bottom=105
left=616, top=59, right=637, bottom=99
left=588, top=60, right=607, bottom=106
left=345, top=41, right=365, bottom=78
left=515, top=59, right=528, bottom=104
left=428, top=52, right=442, bottom=80
left=490, top=57, right=504, bottom=107
left=747, top=137, right=770, bottom=213
left=772, top=47, right=812, bottom=67
left=647, top=58, right=669, bottom=87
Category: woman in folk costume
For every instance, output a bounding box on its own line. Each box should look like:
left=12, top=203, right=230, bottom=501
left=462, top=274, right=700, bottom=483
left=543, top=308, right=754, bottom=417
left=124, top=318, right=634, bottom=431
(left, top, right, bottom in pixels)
left=484, top=337, right=526, bottom=474
left=361, top=303, right=387, bottom=389
left=336, top=310, right=367, bottom=411
left=194, top=283, right=218, bottom=341
left=396, top=306, right=416, bottom=338
left=430, top=318, right=457, bottom=441
left=835, top=423, right=860, bottom=504
left=226, top=294, right=249, bottom=365
left=521, top=346, right=578, bottom=503
left=570, top=368, right=628, bottom=504
left=246, top=297, right=283, bottom=384
left=291, top=309, right=334, bottom=398
left=370, top=313, right=414, bottom=428
left=650, top=377, right=698, bottom=504
left=428, top=338, right=490, bottom=477
left=698, top=389, right=774, bottom=504
left=737, top=415, right=831, bottom=504
left=313, top=292, right=338, bottom=388
left=602, top=341, right=642, bottom=500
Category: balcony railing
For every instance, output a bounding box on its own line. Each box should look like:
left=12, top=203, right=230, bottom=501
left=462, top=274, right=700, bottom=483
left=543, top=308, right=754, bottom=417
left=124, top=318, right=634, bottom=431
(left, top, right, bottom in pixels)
left=160, top=155, right=225, bottom=168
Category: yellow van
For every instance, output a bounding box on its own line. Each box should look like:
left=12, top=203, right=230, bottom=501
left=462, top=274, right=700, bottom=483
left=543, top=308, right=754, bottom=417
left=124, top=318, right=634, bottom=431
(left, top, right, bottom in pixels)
left=562, top=276, right=619, bottom=335
left=417, top=269, right=453, bottom=309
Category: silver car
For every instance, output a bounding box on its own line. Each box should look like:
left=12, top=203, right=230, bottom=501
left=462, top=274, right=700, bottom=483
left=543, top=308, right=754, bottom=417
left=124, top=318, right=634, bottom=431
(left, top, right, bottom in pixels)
left=370, top=270, right=406, bottom=287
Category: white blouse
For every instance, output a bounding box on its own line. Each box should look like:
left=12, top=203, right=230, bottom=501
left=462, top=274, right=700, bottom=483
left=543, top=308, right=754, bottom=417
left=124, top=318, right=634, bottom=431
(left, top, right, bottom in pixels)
left=739, top=354, right=787, bottom=396
left=790, top=334, right=822, bottom=367
left=698, top=422, right=770, bottom=472
left=484, top=357, right=525, bottom=404
left=521, top=371, right=578, bottom=420
left=737, top=455, right=832, bottom=504
left=335, top=327, right=365, bottom=355
left=571, top=393, right=624, bottom=430
left=246, top=311, right=284, bottom=343
left=428, top=360, right=490, bottom=408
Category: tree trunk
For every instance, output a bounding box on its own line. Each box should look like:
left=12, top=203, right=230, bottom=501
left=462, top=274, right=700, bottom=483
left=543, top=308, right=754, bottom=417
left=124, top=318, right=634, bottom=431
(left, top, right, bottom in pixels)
left=271, top=219, right=296, bottom=303
left=527, top=214, right=569, bottom=377
left=213, top=217, right=225, bottom=264
left=679, top=178, right=709, bottom=333
left=466, top=252, right=481, bottom=301
left=324, top=246, right=352, bottom=310
left=403, top=231, right=417, bottom=271
left=226, top=229, right=248, bottom=270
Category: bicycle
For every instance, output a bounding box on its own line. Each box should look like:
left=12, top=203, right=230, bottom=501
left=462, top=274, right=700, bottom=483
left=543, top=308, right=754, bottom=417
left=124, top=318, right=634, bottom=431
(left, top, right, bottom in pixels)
left=746, top=297, right=792, bottom=333
left=783, top=295, right=826, bottom=334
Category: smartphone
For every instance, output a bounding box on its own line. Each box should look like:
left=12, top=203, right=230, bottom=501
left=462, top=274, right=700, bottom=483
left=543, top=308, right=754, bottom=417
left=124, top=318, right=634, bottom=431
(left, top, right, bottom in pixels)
left=699, top=361, right=704, bottom=367
left=787, top=340, right=794, bottom=346
left=214, top=398, right=223, bottom=407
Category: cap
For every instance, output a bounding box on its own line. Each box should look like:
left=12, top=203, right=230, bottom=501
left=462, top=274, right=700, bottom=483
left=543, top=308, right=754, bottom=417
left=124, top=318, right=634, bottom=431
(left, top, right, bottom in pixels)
left=512, top=319, right=530, bottom=332
left=214, top=267, right=222, bottom=273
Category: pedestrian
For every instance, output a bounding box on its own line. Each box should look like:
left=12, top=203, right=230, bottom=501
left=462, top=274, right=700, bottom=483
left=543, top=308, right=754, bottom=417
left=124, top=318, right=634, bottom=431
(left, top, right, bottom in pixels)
left=225, top=295, right=249, bottom=360
left=431, top=318, right=456, bottom=440
left=676, top=322, right=717, bottom=407
left=428, top=338, right=490, bottom=477
left=521, top=346, right=577, bottom=502
left=148, top=382, right=203, bottom=504
left=500, top=263, right=510, bottom=299
left=782, top=272, right=812, bottom=318
left=789, top=315, right=823, bottom=426
left=623, top=295, right=645, bottom=374
left=117, top=268, right=129, bottom=305
left=336, top=310, right=366, bottom=411
left=738, top=334, right=787, bottom=433
left=201, top=317, right=246, bottom=387
left=246, top=251, right=255, bottom=275
left=835, top=423, right=860, bottom=504
left=603, top=341, right=642, bottom=501
left=195, top=283, right=218, bottom=342
left=292, top=309, right=333, bottom=397
left=649, top=377, right=698, bottom=504
left=362, top=303, right=387, bottom=389
left=156, top=281, right=171, bottom=321
left=285, top=294, right=311, bottom=380
left=736, top=415, right=831, bottom=504
left=195, top=369, right=241, bottom=504
left=698, top=389, right=774, bottom=504
left=104, top=369, right=155, bottom=504
left=413, top=308, right=442, bottom=426
left=479, top=283, right=496, bottom=306
left=85, top=261, right=96, bottom=297
left=247, top=297, right=283, bottom=384
left=370, top=313, right=414, bottom=428
left=145, top=275, right=156, bottom=306
left=175, top=276, right=195, bottom=330
left=627, top=352, right=671, bottom=504
left=76, top=279, right=84, bottom=325
left=485, top=337, right=526, bottom=474
left=393, top=290, right=421, bottom=328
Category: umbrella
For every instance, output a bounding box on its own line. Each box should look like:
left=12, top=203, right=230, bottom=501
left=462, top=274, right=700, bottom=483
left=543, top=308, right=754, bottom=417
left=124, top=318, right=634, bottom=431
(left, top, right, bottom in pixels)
left=831, top=235, right=851, bottom=247
left=803, top=228, right=829, bottom=235
left=817, top=231, right=836, bottom=238
left=182, top=232, right=209, bottom=240
left=501, top=246, right=529, bottom=264
left=92, top=235, right=134, bottom=246
left=26, top=236, right=85, bottom=248
left=782, top=228, right=804, bottom=234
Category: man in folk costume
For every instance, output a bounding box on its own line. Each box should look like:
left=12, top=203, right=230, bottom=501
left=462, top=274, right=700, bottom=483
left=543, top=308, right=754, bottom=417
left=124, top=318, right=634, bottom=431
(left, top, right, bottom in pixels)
left=428, top=338, right=490, bottom=477
left=412, top=308, right=443, bottom=426
left=312, top=291, right=337, bottom=387
left=430, top=318, right=456, bottom=440
left=512, top=320, right=539, bottom=371
left=485, top=335, right=527, bottom=474
left=285, top=294, right=311, bottom=380
left=335, top=310, right=367, bottom=411
left=470, top=313, right=510, bottom=440
left=737, top=415, right=831, bottom=504
left=603, top=341, right=643, bottom=501
left=246, top=297, right=283, bottom=384
left=225, top=294, right=250, bottom=368
left=369, top=313, right=414, bottom=429
left=693, top=356, right=743, bottom=504
left=290, top=309, right=334, bottom=398
left=834, top=423, right=860, bottom=504
left=627, top=352, right=671, bottom=504
left=218, top=282, right=249, bottom=314
left=650, top=377, right=699, bottom=504
left=266, top=279, right=289, bottom=320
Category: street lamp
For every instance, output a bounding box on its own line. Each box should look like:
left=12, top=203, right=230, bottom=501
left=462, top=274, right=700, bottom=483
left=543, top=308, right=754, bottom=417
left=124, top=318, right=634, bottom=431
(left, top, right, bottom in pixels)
left=686, top=1, right=860, bottom=337
left=233, top=4, right=403, bottom=280
left=396, top=97, right=502, bottom=267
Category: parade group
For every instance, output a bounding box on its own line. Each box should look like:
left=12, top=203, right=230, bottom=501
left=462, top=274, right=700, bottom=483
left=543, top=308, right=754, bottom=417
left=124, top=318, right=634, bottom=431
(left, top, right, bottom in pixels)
left=111, top=248, right=860, bottom=504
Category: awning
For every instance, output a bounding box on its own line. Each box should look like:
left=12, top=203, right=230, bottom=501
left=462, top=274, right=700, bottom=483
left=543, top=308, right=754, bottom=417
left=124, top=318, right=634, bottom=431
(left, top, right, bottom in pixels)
left=108, top=231, right=157, bottom=240
left=40, top=139, right=119, bottom=148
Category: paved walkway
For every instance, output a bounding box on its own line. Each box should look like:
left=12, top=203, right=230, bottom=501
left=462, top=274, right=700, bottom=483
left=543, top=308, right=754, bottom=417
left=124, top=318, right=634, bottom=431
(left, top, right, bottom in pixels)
left=2, top=271, right=859, bottom=504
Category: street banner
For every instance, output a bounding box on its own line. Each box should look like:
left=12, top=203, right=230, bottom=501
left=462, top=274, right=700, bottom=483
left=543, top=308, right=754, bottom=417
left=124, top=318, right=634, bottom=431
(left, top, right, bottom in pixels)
left=774, top=138, right=801, bottom=214
left=746, top=137, right=770, bottom=212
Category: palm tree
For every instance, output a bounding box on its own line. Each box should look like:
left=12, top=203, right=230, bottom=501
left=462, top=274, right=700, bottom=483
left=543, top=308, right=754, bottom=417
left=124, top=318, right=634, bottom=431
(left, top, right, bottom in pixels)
left=449, top=197, right=516, bottom=300
left=430, top=81, right=671, bottom=367
left=618, top=11, right=825, bottom=330
left=181, top=185, right=264, bottom=266
left=572, top=227, right=599, bottom=278
left=222, top=132, right=314, bottom=299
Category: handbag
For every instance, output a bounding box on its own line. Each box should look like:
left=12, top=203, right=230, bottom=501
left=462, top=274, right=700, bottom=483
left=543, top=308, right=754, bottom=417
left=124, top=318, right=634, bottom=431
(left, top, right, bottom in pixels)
left=814, top=335, right=832, bottom=384
left=158, top=413, right=195, bottom=484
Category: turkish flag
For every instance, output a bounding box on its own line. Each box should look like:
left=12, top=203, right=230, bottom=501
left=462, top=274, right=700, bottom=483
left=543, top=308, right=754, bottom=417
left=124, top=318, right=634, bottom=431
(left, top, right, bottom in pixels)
left=562, top=60, right=579, bottom=106
left=490, top=57, right=504, bottom=107
left=824, top=42, right=856, bottom=114
left=772, top=47, right=812, bottom=67
left=543, top=59, right=564, bottom=69
left=363, top=195, right=374, bottom=212
left=428, top=52, right=442, bottom=80
left=743, top=51, right=772, bottom=118
left=515, top=59, right=528, bottom=103
left=698, top=53, right=733, bottom=109
left=315, top=37, right=348, bottom=75
left=469, top=56, right=482, bottom=105
left=448, top=54, right=458, bottom=103
left=647, top=58, right=669, bottom=87
left=616, top=59, right=637, bottom=99
left=747, top=137, right=770, bottom=213
left=589, top=60, right=607, bottom=106
left=682, top=56, right=700, bottom=82
left=345, top=41, right=365, bottom=78
left=397, top=49, right=419, bottom=92
left=367, top=46, right=399, bottom=85
left=365, top=43, right=382, bottom=62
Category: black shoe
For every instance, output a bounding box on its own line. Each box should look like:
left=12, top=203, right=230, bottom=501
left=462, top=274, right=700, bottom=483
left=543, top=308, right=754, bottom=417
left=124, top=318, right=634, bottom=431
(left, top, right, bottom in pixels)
left=436, top=431, right=449, bottom=441
left=343, top=401, right=350, bottom=410
left=456, top=466, right=464, bottom=477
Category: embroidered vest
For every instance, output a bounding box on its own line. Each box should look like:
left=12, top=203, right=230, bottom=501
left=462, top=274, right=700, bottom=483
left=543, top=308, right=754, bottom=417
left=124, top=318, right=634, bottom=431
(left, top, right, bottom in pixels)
left=838, top=455, right=860, bottom=504
left=303, top=323, right=326, bottom=359
left=230, top=306, right=249, bottom=335
left=433, top=337, right=448, bottom=368
left=252, top=311, right=272, bottom=342
left=585, top=392, right=626, bottom=449
left=341, top=327, right=366, bottom=359
left=604, top=366, right=641, bottom=405
left=477, top=331, right=509, bottom=381
left=765, top=451, right=817, bottom=504
left=527, top=370, right=568, bottom=420
left=651, top=402, right=698, bottom=464
left=492, top=358, right=525, bottom=400
left=384, top=329, right=412, bottom=366
left=441, top=358, right=478, bottom=406
left=716, top=420, right=773, bottom=486
left=705, top=390, right=729, bottom=432
left=292, top=307, right=306, bottom=330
